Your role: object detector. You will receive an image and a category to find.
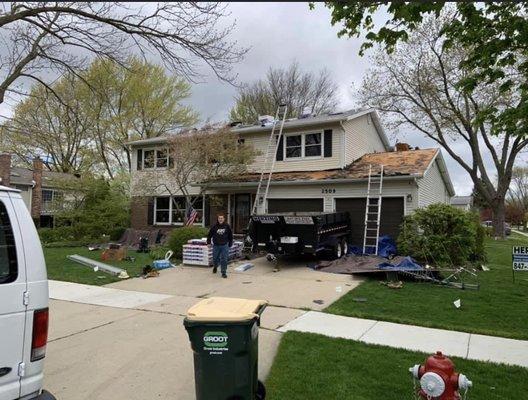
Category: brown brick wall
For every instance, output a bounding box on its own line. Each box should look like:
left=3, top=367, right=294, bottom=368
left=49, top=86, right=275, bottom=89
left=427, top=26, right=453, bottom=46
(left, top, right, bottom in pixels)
left=130, top=196, right=150, bottom=230
left=31, top=158, right=43, bottom=225
left=0, top=153, right=11, bottom=187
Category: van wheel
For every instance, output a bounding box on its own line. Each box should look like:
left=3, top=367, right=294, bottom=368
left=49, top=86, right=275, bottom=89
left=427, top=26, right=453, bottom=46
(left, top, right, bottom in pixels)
left=256, top=380, right=266, bottom=399
left=341, top=239, right=348, bottom=257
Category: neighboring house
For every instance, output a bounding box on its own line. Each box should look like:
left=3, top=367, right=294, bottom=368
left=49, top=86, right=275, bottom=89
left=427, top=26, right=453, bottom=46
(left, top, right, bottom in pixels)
left=0, top=153, right=75, bottom=227
left=128, top=108, right=454, bottom=245
left=450, top=196, right=473, bottom=212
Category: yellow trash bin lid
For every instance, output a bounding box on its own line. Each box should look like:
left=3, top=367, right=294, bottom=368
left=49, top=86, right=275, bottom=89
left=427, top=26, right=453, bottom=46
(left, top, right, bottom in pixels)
left=186, top=297, right=268, bottom=322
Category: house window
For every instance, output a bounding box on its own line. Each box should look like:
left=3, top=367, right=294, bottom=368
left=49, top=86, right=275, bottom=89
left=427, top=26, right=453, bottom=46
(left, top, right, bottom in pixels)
left=42, top=189, right=54, bottom=203
left=155, top=197, right=170, bottom=223
left=285, top=135, right=302, bottom=158
left=305, top=133, right=322, bottom=157
left=141, top=147, right=169, bottom=170
left=285, top=132, right=322, bottom=159
left=154, top=196, right=204, bottom=225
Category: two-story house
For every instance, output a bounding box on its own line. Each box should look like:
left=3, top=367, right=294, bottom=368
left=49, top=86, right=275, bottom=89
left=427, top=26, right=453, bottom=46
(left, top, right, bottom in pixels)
left=128, top=108, right=454, bottom=246
left=0, top=153, right=76, bottom=227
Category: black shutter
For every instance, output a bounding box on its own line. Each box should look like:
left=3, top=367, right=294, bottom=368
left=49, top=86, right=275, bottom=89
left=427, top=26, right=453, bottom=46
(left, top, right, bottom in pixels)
left=324, top=130, right=333, bottom=158
left=137, top=149, right=143, bottom=170
left=204, top=195, right=210, bottom=227
left=276, top=136, right=284, bottom=161
left=147, top=197, right=154, bottom=226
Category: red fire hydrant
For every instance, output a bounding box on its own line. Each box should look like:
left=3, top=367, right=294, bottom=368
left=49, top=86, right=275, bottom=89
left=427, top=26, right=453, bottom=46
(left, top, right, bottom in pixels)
left=409, top=351, right=472, bottom=399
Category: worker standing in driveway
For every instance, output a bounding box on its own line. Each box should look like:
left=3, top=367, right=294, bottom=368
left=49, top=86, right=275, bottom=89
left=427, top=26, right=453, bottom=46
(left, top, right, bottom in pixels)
left=207, top=213, right=233, bottom=278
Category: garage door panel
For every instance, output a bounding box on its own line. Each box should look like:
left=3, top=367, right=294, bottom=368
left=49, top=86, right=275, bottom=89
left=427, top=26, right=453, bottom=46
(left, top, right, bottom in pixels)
left=335, top=197, right=404, bottom=246
left=267, top=198, right=324, bottom=213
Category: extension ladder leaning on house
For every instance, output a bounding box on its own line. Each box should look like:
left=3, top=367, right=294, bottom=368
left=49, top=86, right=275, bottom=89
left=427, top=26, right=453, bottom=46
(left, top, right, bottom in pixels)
left=363, top=164, right=384, bottom=255
left=251, top=104, right=288, bottom=215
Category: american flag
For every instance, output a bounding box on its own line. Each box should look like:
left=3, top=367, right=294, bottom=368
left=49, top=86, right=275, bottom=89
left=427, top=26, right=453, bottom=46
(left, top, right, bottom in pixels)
left=185, top=205, right=198, bottom=226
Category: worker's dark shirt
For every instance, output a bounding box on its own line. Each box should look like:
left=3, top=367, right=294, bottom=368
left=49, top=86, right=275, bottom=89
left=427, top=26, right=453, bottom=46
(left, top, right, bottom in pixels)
left=207, top=223, right=233, bottom=247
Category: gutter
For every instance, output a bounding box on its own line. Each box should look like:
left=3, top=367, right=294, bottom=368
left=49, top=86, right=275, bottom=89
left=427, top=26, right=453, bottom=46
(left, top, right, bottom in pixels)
left=194, top=174, right=423, bottom=188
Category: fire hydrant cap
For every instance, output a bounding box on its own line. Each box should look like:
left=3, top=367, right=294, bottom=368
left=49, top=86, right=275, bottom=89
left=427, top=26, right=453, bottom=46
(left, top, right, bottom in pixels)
left=459, top=374, right=473, bottom=390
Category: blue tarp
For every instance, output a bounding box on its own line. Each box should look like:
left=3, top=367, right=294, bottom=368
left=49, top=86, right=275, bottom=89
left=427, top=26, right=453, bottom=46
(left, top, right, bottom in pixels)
left=378, top=256, right=423, bottom=271
left=346, top=235, right=397, bottom=258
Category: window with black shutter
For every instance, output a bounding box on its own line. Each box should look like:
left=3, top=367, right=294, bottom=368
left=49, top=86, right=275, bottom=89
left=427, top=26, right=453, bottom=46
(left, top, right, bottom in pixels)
left=324, top=129, right=333, bottom=157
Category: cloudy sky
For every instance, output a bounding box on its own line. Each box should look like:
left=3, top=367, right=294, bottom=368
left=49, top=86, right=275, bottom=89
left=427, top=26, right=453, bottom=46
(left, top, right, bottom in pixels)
left=2, top=2, right=525, bottom=195
left=185, top=2, right=486, bottom=195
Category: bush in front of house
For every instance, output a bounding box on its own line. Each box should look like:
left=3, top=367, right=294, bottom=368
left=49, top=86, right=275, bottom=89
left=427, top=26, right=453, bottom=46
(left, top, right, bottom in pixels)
left=167, top=226, right=209, bottom=259
left=38, top=226, right=76, bottom=244
left=397, top=203, right=485, bottom=267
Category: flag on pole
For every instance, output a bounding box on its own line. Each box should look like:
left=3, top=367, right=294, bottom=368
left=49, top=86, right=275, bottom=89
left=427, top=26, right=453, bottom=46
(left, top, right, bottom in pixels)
left=185, top=205, right=198, bottom=226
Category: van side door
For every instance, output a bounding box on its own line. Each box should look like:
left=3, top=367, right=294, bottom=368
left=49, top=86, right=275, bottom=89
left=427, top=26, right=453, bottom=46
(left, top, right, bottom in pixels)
left=0, top=195, right=27, bottom=399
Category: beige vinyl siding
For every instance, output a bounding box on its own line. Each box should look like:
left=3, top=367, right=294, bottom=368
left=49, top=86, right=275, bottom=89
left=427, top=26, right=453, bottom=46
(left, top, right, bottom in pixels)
left=244, top=123, right=344, bottom=173
left=417, top=159, right=451, bottom=207
left=265, top=179, right=419, bottom=215
left=342, top=114, right=386, bottom=165
left=130, top=149, right=201, bottom=197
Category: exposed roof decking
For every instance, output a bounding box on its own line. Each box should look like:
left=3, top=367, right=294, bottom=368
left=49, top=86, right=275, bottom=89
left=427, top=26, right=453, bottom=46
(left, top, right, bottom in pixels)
left=206, top=148, right=439, bottom=184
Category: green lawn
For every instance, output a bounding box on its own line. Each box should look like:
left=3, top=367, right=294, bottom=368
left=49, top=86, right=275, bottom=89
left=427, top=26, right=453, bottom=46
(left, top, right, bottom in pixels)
left=44, top=246, right=156, bottom=285
left=266, top=332, right=528, bottom=400
left=325, top=233, right=528, bottom=339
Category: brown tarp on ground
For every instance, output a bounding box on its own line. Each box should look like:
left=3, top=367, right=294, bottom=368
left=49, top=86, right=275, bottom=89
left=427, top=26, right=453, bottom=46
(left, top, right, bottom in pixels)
left=318, top=254, right=406, bottom=275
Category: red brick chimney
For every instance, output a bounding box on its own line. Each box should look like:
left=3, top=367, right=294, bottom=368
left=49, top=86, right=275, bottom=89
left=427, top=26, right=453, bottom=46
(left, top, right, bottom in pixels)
left=31, top=157, right=43, bottom=226
left=395, top=142, right=411, bottom=152
left=0, top=153, right=11, bottom=187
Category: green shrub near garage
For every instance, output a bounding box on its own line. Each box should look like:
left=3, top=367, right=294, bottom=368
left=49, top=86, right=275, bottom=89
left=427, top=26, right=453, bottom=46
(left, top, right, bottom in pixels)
left=397, top=203, right=485, bottom=267
left=167, top=226, right=209, bottom=258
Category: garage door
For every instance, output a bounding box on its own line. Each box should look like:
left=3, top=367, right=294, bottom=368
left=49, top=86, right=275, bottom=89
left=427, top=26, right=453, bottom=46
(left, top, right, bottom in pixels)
left=267, top=198, right=324, bottom=213
left=335, top=197, right=404, bottom=246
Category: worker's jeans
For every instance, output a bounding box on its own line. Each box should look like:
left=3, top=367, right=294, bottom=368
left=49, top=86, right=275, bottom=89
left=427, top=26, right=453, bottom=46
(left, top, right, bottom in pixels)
left=213, top=244, right=229, bottom=274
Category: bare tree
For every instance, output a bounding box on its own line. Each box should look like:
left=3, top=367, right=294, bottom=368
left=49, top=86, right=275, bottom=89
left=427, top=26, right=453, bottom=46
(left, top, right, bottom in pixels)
left=360, top=14, right=528, bottom=237
left=230, top=62, right=339, bottom=123
left=2, top=74, right=92, bottom=173
left=0, top=2, right=246, bottom=105
left=507, top=166, right=528, bottom=228
left=134, top=124, right=257, bottom=223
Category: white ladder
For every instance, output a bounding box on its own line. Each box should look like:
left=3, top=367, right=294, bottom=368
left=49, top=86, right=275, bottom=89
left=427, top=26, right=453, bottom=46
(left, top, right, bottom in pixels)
left=251, top=104, right=288, bottom=215
left=362, top=164, right=384, bottom=255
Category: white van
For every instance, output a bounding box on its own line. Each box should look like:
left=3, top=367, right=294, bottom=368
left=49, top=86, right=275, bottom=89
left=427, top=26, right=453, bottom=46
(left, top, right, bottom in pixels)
left=0, top=186, right=55, bottom=400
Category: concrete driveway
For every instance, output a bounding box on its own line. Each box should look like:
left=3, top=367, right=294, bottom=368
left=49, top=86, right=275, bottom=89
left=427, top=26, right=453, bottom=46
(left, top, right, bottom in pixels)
left=45, top=257, right=360, bottom=399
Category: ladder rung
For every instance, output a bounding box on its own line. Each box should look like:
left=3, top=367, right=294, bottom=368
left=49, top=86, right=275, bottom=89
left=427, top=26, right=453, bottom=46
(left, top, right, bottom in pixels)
left=365, top=236, right=378, bottom=239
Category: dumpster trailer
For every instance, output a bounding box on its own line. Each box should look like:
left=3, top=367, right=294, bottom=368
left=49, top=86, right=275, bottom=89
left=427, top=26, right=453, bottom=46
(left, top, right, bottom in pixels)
left=248, top=211, right=351, bottom=259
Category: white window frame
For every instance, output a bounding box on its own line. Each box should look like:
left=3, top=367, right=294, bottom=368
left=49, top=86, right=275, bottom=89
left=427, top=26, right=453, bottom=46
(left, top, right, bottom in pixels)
left=141, top=146, right=170, bottom=170
left=153, top=195, right=205, bottom=226
left=42, top=189, right=55, bottom=203
left=284, top=131, right=324, bottom=161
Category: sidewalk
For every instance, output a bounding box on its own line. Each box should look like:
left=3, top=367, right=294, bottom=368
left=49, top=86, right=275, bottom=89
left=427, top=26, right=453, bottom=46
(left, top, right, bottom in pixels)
left=279, top=311, right=528, bottom=368
left=513, top=229, right=528, bottom=237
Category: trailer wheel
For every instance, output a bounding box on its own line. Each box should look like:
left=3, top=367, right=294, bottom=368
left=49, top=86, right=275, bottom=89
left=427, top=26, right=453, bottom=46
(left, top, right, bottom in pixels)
left=341, top=239, right=348, bottom=257
left=334, top=243, right=343, bottom=259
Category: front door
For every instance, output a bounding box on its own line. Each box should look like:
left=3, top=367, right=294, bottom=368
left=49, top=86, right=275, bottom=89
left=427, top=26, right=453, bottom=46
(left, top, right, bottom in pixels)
left=234, top=194, right=251, bottom=234
left=0, top=195, right=27, bottom=399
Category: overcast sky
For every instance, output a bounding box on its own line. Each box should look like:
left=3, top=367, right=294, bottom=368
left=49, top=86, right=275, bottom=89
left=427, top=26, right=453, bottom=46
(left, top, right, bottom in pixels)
left=2, top=2, right=525, bottom=195
left=184, top=2, right=491, bottom=196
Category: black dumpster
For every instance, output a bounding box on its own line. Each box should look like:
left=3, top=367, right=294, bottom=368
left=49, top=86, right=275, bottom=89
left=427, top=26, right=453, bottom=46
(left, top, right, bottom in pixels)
left=183, top=297, right=268, bottom=400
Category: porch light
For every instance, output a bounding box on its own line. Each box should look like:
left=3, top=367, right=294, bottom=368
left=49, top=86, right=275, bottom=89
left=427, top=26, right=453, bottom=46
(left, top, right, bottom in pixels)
left=406, top=193, right=413, bottom=202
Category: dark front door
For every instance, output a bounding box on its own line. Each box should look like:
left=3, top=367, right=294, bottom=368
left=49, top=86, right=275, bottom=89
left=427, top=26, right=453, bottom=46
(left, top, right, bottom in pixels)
left=267, top=198, right=324, bottom=214
left=335, top=197, right=405, bottom=246
left=207, top=194, right=229, bottom=227
left=234, top=194, right=251, bottom=233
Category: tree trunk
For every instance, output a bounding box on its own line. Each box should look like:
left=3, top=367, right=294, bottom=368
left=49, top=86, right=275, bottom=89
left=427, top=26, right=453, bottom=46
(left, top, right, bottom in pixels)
left=492, top=200, right=506, bottom=238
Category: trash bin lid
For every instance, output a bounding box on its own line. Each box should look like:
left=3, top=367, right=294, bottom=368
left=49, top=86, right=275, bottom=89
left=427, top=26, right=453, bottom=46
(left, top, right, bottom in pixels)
left=186, top=297, right=268, bottom=322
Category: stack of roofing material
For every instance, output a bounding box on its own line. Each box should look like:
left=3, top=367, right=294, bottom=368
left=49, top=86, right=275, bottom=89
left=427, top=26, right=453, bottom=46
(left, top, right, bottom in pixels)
left=182, top=239, right=243, bottom=266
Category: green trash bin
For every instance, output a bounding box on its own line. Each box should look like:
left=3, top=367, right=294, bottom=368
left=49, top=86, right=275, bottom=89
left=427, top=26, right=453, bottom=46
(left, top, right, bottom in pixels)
left=184, top=297, right=268, bottom=400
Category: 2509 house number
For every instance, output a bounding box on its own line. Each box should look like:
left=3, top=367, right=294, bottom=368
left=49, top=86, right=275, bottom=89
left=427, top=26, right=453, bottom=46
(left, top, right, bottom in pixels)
left=321, top=188, right=336, bottom=194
